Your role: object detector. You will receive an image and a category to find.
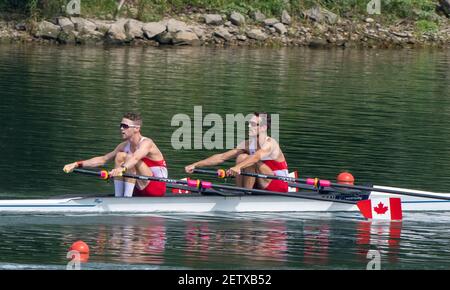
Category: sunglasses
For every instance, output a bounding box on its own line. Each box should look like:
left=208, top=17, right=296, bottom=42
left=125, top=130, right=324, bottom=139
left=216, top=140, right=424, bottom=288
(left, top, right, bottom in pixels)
left=120, top=123, right=139, bottom=129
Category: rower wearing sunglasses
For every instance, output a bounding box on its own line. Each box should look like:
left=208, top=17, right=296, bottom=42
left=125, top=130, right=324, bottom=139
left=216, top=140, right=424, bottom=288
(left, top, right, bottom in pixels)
left=63, top=112, right=168, bottom=197
left=185, top=112, right=289, bottom=192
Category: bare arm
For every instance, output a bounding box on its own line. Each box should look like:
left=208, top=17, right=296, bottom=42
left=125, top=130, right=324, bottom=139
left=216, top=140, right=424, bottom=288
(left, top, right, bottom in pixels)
left=63, top=143, right=125, bottom=173
left=227, top=141, right=273, bottom=175
left=185, top=148, right=246, bottom=173
left=121, top=139, right=153, bottom=171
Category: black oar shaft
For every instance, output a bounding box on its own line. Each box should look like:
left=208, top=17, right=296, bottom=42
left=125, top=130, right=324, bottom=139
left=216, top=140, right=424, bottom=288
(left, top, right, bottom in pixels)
left=194, top=168, right=450, bottom=201
left=72, top=168, right=356, bottom=204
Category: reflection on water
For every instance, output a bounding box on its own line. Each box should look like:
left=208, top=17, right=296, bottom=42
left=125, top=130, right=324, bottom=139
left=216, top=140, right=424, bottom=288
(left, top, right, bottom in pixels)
left=1, top=212, right=450, bottom=269
left=7, top=213, right=447, bottom=269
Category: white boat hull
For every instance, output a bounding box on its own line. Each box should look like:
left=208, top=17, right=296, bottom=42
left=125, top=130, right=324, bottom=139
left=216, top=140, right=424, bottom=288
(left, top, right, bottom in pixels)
left=0, top=185, right=449, bottom=214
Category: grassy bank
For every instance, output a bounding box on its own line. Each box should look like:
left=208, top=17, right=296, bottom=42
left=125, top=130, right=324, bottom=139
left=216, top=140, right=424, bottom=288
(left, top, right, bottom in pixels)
left=0, top=0, right=443, bottom=23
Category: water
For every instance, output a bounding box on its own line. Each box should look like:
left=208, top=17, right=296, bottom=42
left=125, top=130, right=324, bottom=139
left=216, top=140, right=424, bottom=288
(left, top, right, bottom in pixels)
left=0, top=43, right=449, bottom=269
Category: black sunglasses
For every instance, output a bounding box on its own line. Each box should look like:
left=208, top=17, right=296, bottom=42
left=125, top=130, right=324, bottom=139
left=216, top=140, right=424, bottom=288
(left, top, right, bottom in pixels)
left=120, top=123, right=139, bottom=129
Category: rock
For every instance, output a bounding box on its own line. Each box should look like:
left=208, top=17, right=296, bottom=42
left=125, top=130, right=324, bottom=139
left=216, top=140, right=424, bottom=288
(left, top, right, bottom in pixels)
left=308, top=38, right=329, bottom=48
left=264, top=18, right=279, bottom=26
left=15, top=22, right=27, bottom=31
left=281, top=10, right=291, bottom=25
left=214, top=27, right=233, bottom=41
left=246, top=29, right=267, bottom=41
left=391, top=31, right=409, bottom=38
left=167, top=19, right=188, bottom=33
left=365, top=17, right=375, bottom=23
left=173, top=30, right=200, bottom=46
left=125, top=19, right=143, bottom=38
left=191, top=26, right=205, bottom=39
left=106, top=19, right=130, bottom=43
left=236, top=34, right=247, bottom=41
left=142, top=22, right=166, bottom=39
left=224, top=21, right=232, bottom=27
left=156, top=32, right=174, bottom=44
left=204, top=14, right=223, bottom=25
left=76, top=30, right=104, bottom=45
left=58, top=30, right=77, bottom=44
left=273, top=23, right=287, bottom=35
left=34, top=21, right=61, bottom=39
left=70, top=17, right=97, bottom=34
left=250, top=10, right=266, bottom=23
left=229, top=12, right=245, bottom=26
left=303, top=6, right=338, bottom=25
left=57, top=17, right=74, bottom=33
left=92, top=20, right=113, bottom=33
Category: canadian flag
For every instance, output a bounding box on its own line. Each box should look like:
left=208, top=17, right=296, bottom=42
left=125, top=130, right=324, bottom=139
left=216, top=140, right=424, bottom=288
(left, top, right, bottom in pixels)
left=357, top=198, right=403, bottom=220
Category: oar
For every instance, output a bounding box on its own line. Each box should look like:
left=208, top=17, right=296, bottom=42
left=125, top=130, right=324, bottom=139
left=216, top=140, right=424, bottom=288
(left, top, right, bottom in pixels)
left=193, top=168, right=450, bottom=202
left=193, top=168, right=314, bottom=190
left=72, top=168, right=357, bottom=204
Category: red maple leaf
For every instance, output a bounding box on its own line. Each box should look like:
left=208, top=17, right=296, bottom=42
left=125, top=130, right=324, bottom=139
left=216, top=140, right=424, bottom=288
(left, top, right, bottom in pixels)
left=373, top=202, right=389, bottom=215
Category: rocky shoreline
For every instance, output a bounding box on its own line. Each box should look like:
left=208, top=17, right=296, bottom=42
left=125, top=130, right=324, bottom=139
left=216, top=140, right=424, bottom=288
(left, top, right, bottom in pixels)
left=1, top=6, right=449, bottom=48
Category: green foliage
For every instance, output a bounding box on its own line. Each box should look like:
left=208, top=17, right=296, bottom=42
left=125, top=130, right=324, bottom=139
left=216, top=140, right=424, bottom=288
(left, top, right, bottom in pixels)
left=416, top=19, right=439, bottom=32
left=0, top=0, right=442, bottom=22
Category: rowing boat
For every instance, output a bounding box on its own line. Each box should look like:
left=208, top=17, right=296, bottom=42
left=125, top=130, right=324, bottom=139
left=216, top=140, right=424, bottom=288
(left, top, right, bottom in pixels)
left=0, top=185, right=449, bottom=214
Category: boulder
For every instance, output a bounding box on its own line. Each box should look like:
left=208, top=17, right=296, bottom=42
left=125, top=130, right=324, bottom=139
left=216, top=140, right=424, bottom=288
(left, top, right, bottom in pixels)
left=156, top=32, right=173, bottom=44
left=106, top=19, right=130, bottom=43
left=303, top=6, right=338, bottom=24
left=173, top=30, right=200, bottom=46
left=92, top=20, right=113, bottom=34
left=57, top=17, right=74, bottom=33
left=308, top=38, right=329, bottom=48
left=264, top=18, right=279, bottom=26
left=273, top=23, right=287, bottom=35
left=250, top=10, right=266, bottom=23
left=125, top=19, right=144, bottom=38
left=142, top=22, right=166, bottom=39
left=214, top=27, right=233, bottom=41
left=70, top=17, right=97, bottom=34
left=246, top=29, right=267, bottom=41
left=167, top=19, right=188, bottom=33
left=281, top=10, right=291, bottom=25
left=229, top=12, right=245, bottom=26
left=204, top=14, right=223, bottom=25
left=34, top=21, right=61, bottom=39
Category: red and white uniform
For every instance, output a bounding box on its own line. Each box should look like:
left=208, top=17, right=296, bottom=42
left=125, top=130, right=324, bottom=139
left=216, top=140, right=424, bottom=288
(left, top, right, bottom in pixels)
left=123, top=137, right=168, bottom=197
left=249, top=138, right=289, bottom=193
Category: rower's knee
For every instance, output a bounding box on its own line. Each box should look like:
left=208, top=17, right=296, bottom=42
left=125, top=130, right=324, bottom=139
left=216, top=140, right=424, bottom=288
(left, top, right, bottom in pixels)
left=236, top=153, right=249, bottom=164
left=115, top=152, right=128, bottom=165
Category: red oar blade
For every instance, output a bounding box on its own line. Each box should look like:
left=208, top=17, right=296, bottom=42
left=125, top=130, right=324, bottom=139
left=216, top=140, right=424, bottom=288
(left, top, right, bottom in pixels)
left=357, top=198, right=403, bottom=221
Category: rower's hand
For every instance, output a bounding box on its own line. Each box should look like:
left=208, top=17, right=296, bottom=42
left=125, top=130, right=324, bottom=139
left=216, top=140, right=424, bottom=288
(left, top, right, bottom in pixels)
left=63, top=162, right=77, bottom=173
left=109, top=167, right=126, bottom=178
left=226, top=166, right=241, bottom=177
left=185, top=164, right=196, bottom=174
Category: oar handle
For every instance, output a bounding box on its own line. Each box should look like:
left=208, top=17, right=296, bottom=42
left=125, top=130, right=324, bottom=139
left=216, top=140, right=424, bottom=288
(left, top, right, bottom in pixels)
left=74, top=168, right=213, bottom=189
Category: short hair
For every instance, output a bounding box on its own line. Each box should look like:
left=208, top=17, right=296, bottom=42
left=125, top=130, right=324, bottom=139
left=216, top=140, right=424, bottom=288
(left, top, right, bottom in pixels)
left=253, top=112, right=271, bottom=130
left=123, top=112, right=142, bottom=126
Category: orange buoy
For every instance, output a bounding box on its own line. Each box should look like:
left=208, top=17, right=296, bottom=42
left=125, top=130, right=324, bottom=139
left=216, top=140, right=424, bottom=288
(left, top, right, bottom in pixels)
left=337, top=172, right=355, bottom=185
left=69, top=240, right=90, bottom=254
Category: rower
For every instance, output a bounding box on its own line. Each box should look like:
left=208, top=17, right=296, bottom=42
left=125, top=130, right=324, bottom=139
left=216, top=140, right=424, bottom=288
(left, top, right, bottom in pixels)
left=185, top=112, right=289, bottom=192
left=63, top=112, right=168, bottom=197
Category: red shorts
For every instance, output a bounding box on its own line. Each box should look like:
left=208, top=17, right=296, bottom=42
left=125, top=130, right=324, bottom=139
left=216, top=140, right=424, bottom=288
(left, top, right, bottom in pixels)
left=133, top=158, right=167, bottom=197
left=264, top=179, right=288, bottom=193
left=134, top=181, right=166, bottom=197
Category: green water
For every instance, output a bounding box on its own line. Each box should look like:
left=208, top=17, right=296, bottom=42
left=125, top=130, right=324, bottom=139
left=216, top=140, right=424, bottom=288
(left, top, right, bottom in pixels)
left=0, top=44, right=449, bottom=269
